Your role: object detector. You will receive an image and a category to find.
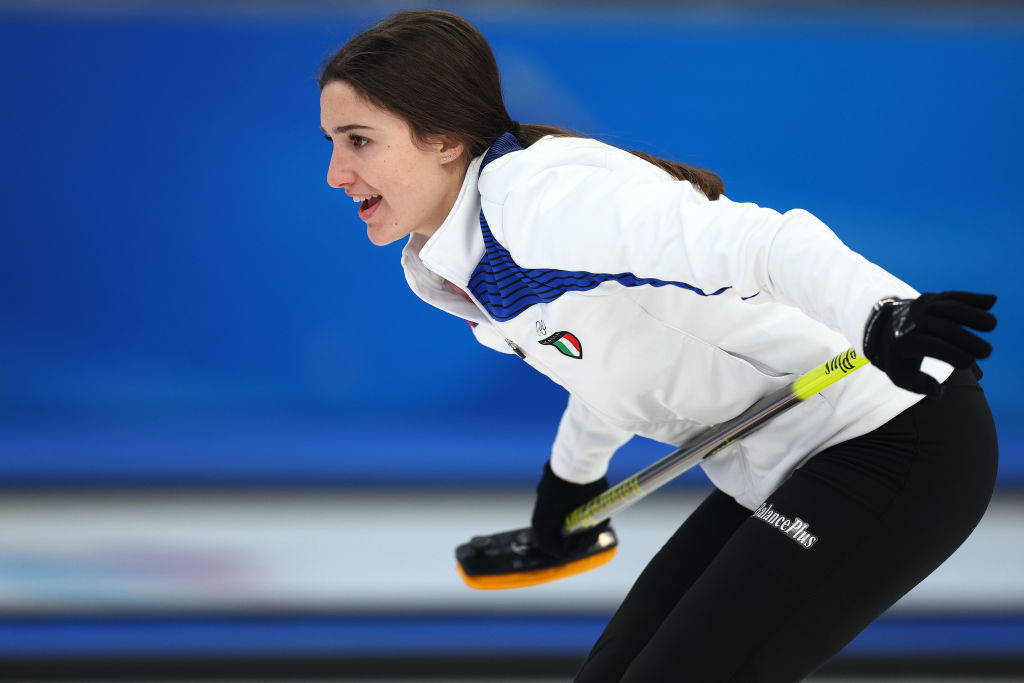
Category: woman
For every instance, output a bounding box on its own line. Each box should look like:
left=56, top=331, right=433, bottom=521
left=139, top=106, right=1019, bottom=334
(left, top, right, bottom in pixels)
left=318, top=10, right=998, bottom=682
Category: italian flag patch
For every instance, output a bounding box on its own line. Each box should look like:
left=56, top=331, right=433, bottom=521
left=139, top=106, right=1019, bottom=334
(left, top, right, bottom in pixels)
left=538, top=331, right=583, bottom=359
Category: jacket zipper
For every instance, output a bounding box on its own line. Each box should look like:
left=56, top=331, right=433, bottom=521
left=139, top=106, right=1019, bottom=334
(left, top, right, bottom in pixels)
left=504, top=338, right=526, bottom=359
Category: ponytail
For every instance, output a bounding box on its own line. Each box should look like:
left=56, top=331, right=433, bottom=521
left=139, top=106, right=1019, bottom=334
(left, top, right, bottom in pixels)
left=515, top=124, right=724, bottom=201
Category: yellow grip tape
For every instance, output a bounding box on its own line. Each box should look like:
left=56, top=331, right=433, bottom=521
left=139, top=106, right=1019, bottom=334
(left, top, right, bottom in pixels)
left=791, top=348, right=870, bottom=401
left=564, top=475, right=645, bottom=531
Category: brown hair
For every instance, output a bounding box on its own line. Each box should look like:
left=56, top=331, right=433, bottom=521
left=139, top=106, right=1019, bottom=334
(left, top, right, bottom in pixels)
left=318, top=10, right=724, bottom=200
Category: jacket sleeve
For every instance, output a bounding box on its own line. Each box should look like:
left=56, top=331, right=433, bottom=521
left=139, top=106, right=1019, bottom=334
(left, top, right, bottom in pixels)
left=550, top=394, right=634, bottom=484
left=493, top=157, right=918, bottom=356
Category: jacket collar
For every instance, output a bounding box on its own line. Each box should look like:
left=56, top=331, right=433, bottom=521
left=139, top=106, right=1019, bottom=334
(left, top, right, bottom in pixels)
left=400, top=153, right=486, bottom=321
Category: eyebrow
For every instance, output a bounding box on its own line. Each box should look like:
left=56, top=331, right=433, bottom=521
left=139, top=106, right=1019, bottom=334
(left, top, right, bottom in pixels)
left=321, top=124, right=374, bottom=135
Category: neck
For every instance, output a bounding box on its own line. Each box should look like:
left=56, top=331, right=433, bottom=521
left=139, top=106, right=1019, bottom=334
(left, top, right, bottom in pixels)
left=414, top=159, right=470, bottom=240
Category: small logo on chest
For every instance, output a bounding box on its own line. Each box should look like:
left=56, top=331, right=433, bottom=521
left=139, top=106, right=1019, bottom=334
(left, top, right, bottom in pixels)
left=538, top=331, right=583, bottom=359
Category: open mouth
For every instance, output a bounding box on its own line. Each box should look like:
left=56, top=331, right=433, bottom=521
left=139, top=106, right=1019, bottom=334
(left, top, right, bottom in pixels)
left=353, top=193, right=383, bottom=220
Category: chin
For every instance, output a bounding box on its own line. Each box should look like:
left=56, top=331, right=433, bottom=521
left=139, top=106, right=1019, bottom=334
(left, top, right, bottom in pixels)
left=366, top=231, right=393, bottom=247
left=366, top=223, right=405, bottom=247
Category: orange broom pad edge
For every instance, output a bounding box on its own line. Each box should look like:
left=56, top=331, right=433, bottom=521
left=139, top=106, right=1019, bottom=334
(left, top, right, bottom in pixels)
left=456, top=547, right=617, bottom=590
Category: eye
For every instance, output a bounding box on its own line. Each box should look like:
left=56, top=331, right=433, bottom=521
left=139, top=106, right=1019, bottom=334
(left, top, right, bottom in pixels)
left=323, top=134, right=332, bottom=142
left=349, top=134, right=370, bottom=148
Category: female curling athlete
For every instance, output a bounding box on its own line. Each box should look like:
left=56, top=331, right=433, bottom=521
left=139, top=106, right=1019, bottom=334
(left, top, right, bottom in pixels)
left=317, top=10, right=998, bottom=682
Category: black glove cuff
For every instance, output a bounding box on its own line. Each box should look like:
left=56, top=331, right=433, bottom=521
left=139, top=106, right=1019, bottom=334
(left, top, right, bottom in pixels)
left=535, top=460, right=608, bottom=503
left=863, top=296, right=905, bottom=363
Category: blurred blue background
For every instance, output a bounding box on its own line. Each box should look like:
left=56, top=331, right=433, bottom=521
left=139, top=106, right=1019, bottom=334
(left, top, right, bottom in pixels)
left=0, top=2, right=1022, bottom=676
left=1, top=3, right=1021, bottom=487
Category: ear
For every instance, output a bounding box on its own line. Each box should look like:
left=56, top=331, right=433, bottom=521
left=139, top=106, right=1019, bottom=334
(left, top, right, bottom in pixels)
left=438, top=134, right=466, bottom=165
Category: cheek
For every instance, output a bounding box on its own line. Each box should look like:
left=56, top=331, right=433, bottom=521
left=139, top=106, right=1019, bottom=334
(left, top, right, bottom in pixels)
left=379, top=148, right=445, bottom=216
left=390, top=165, right=436, bottom=209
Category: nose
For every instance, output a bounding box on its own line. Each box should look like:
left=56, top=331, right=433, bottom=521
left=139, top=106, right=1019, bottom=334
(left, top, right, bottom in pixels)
left=326, top=149, right=356, bottom=189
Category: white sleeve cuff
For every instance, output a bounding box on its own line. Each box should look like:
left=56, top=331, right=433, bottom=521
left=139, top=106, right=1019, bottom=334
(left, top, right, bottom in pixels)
left=550, top=394, right=634, bottom=484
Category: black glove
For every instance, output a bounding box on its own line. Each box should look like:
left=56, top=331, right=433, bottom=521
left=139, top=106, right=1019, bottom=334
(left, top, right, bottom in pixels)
left=863, top=291, right=996, bottom=397
left=530, top=460, right=610, bottom=561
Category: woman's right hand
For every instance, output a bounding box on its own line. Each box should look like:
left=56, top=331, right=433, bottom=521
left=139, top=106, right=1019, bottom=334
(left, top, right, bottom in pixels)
left=863, top=291, right=996, bottom=397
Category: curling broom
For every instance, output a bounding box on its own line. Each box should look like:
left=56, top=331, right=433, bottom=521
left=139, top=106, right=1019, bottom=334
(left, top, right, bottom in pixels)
left=456, top=347, right=870, bottom=589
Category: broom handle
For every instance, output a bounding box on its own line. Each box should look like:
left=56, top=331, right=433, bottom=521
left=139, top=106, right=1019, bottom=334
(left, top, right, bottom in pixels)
left=563, top=348, right=870, bottom=535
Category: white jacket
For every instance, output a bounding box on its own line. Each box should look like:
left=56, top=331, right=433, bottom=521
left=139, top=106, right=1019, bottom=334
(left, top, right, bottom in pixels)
left=401, top=135, right=950, bottom=509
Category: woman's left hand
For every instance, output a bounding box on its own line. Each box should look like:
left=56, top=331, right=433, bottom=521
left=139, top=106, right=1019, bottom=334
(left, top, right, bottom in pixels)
left=531, top=459, right=611, bottom=560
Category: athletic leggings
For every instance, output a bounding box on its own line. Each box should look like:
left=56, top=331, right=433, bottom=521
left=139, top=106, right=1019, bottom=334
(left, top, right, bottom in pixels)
left=574, top=369, right=998, bottom=683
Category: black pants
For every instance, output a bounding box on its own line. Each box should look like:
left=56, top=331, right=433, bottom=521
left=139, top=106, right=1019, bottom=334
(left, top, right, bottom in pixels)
left=575, top=369, right=998, bottom=683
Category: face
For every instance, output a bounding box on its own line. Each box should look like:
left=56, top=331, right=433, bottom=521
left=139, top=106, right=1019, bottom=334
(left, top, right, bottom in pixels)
left=320, top=80, right=467, bottom=246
